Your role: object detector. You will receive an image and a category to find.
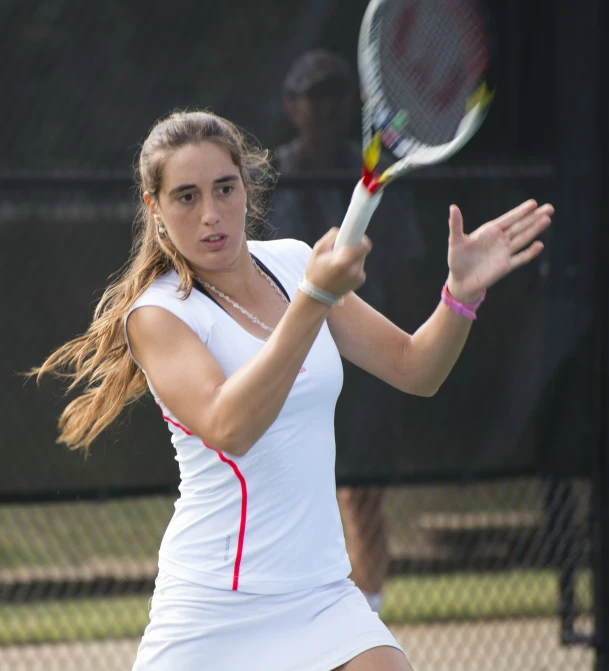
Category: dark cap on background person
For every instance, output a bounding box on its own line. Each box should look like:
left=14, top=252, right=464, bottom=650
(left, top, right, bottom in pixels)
left=283, top=49, right=355, bottom=98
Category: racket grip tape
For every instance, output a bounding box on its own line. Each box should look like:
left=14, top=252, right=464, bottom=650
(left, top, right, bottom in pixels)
left=334, top=180, right=383, bottom=249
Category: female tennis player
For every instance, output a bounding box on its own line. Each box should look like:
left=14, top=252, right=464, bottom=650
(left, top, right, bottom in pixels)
left=35, top=110, right=553, bottom=671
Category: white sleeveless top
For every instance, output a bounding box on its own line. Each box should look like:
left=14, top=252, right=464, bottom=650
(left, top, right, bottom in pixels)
left=125, top=238, right=350, bottom=594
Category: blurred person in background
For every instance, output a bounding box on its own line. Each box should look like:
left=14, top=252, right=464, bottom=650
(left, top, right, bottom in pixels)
left=270, top=49, right=426, bottom=613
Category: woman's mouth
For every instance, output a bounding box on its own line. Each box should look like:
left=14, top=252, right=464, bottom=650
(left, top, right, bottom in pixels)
left=201, top=234, right=228, bottom=251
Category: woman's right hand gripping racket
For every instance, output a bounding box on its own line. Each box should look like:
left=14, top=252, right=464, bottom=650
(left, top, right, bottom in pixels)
left=334, top=0, right=495, bottom=249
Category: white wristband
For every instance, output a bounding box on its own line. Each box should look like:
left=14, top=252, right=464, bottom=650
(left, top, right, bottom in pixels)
left=298, top=276, right=345, bottom=307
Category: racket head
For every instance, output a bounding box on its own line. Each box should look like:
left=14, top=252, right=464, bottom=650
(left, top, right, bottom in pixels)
left=358, top=0, right=496, bottom=183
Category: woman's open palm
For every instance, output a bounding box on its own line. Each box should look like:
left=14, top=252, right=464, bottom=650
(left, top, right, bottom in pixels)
left=447, top=200, right=554, bottom=301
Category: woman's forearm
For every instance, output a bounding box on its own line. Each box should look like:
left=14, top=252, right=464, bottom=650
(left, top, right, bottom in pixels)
left=208, top=291, right=331, bottom=455
left=402, top=301, right=474, bottom=397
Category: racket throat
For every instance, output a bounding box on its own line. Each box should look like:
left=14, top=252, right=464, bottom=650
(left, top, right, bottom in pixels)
left=362, top=166, right=382, bottom=193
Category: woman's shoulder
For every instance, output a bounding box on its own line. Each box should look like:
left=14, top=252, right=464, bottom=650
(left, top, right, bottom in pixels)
left=128, top=271, right=215, bottom=337
left=131, top=271, right=209, bottom=318
left=136, top=270, right=185, bottom=303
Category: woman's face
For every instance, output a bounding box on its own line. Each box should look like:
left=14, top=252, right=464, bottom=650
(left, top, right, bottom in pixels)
left=152, top=141, right=248, bottom=274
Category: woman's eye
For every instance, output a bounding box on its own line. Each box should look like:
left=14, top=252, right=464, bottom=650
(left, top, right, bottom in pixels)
left=178, top=193, right=195, bottom=204
left=219, top=185, right=233, bottom=196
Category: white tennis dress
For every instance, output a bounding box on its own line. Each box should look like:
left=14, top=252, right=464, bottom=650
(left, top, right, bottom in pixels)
left=126, top=238, right=404, bottom=671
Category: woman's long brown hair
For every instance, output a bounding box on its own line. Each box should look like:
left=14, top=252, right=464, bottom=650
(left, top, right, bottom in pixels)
left=32, top=110, right=275, bottom=456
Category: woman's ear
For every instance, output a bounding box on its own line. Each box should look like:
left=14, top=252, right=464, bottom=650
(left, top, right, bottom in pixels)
left=144, top=192, right=161, bottom=220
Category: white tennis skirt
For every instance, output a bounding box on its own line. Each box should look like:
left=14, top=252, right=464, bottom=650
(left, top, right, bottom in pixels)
left=132, top=570, right=404, bottom=671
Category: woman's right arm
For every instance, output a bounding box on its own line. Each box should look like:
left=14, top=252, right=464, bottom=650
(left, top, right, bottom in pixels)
left=127, top=229, right=370, bottom=457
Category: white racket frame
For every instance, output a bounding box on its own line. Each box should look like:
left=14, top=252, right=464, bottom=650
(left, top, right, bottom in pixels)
left=335, top=0, right=491, bottom=249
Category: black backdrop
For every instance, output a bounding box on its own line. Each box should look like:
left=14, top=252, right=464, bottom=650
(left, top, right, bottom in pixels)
left=0, top=0, right=601, bottom=496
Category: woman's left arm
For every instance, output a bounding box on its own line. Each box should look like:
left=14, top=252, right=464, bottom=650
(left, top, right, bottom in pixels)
left=327, top=199, right=554, bottom=397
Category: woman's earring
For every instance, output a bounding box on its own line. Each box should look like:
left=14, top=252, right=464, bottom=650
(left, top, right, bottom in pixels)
left=158, top=225, right=166, bottom=234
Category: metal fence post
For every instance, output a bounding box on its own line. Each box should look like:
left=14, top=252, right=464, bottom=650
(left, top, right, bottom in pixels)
left=593, top=0, right=609, bottom=666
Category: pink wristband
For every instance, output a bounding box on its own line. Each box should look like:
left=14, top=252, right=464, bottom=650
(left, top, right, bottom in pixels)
left=441, top=282, right=486, bottom=320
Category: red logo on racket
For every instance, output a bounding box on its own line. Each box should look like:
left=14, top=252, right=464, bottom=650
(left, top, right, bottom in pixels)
left=392, top=2, right=465, bottom=113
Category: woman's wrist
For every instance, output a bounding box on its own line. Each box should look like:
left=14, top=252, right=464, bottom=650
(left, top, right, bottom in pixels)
left=298, top=275, right=345, bottom=307
left=441, top=279, right=486, bottom=320
left=446, top=274, right=485, bottom=305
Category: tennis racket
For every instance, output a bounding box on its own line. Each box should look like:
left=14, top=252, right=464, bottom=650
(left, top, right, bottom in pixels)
left=334, top=0, right=495, bottom=249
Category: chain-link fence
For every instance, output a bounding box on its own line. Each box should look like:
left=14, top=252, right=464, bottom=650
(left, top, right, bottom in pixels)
left=0, top=479, right=593, bottom=670
left=1, top=0, right=606, bottom=669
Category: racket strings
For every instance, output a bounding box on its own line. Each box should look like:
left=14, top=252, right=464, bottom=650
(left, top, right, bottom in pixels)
left=368, top=0, right=490, bottom=150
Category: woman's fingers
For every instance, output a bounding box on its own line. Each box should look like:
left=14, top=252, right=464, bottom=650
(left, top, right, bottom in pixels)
left=509, top=213, right=552, bottom=254
left=448, top=205, right=465, bottom=244
left=307, top=228, right=372, bottom=296
left=315, top=227, right=340, bottom=251
left=494, top=199, right=539, bottom=231
left=318, top=228, right=372, bottom=259
left=504, top=203, right=554, bottom=240
left=505, top=203, right=553, bottom=254
left=332, top=233, right=372, bottom=266
left=509, top=240, right=545, bottom=270
left=335, top=235, right=372, bottom=290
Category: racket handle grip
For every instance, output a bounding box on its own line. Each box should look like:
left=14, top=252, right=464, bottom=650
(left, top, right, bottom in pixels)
left=334, top=180, right=383, bottom=249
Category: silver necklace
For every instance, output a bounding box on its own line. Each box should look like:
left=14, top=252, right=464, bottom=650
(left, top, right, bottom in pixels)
left=198, top=259, right=289, bottom=334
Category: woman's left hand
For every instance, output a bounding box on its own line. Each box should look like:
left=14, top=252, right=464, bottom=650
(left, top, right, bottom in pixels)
left=446, top=199, right=554, bottom=303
